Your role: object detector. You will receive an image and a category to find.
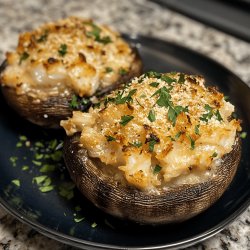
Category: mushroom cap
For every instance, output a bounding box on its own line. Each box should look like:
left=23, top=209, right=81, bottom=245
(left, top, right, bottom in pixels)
left=63, top=133, right=241, bottom=225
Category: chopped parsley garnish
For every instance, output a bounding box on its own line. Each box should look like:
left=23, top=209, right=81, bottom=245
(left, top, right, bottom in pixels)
left=119, top=115, right=134, bottom=126
left=145, top=71, right=161, bottom=78
left=146, top=133, right=160, bottom=152
left=9, top=156, right=18, bottom=167
left=240, top=132, right=247, bottom=139
left=91, top=222, right=98, bottom=228
left=19, top=52, right=29, bottom=65
left=129, top=141, right=142, bottom=148
left=85, top=22, right=112, bottom=44
left=119, top=68, right=128, bottom=76
left=22, top=165, right=29, bottom=171
left=153, top=164, right=162, bottom=175
left=149, top=82, right=160, bottom=88
left=19, top=135, right=27, bottom=141
left=195, top=125, right=200, bottom=135
left=115, top=89, right=137, bottom=104
left=188, top=135, right=195, bottom=150
left=224, top=96, right=230, bottom=101
left=32, top=175, right=48, bottom=185
left=175, top=131, right=182, bottom=140
left=105, top=135, right=116, bottom=142
left=58, top=182, right=75, bottom=200
left=148, top=109, right=156, bottom=122
left=152, top=86, right=188, bottom=125
left=161, top=75, right=176, bottom=84
left=200, top=105, right=223, bottom=122
left=96, top=35, right=112, bottom=44
left=167, top=105, right=188, bottom=125
left=37, top=30, right=48, bottom=43
left=105, top=67, right=113, bottom=73
left=214, top=110, right=223, bottom=122
left=12, top=179, right=20, bottom=187
left=178, top=73, right=185, bottom=84
left=69, top=95, right=91, bottom=111
left=74, top=217, right=85, bottom=223
left=39, top=186, right=54, bottom=193
left=40, top=164, right=56, bottom=173
left=58, top=44, right=67, bottom=56
left=211, top=152, right=218, bottom=158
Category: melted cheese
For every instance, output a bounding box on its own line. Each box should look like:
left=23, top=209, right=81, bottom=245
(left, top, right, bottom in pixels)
left=61, top=72, right=241, bottom=190
left=0, top=16, right=135, bottom=99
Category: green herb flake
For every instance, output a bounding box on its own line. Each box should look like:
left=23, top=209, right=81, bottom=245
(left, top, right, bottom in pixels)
left=130, top=141, right=142, bottom=148
left=145, top=71, right=162, bottom=78
left=119, top=68, right=128, bottom=76
left=32, top=160, right=42, bottom=166
left=69, top=95, right=78, bottom=109
left=9, top=156, right=18, bottom=167
left=19, top=135, right=27, bottom=141
left=16, top=142, right=22, bottom=148
left=32, top=175, right=48, bottom=185
left=211, top=152, right=218, bottom=158
left=224, top=96, right=230, bottom=101
left=178, top=73, right=185, bottom=84
left=119, top=115, right=134, bottom=126
left=240, top=132, right=247, bottom=139
left=115, top=89, right=137, bottom=104
left=175, top=131, right=182, bottom=140
left=105, top=135, right=116, bottom=142
left=96, top=35, right=112, bottom=44
left=105, top=67, right=113, bottom=73
left=195, top=125, right=200, bottom=135
left=12, top=179, right=20, bottom=187
left=19, top=52, right=29, bottom=65
left=50, top=151, right=63, bottom=162
left=75, top=205, right=82, bottom=212
left=58, top=44, right=67, bottom=57
left=49, top=139, right=58, bottom=150
left=58, top=182, right=75, bottom=200
left=22, top=165, right=29, bottom=171
left=148, top=109, right=156, bottom=122
left=39, top=185, right=54, bottom=193
left=149, top=82, right=160, bottom=88
left=85, top=22, right=112, bottom=44
left=153, top=164, right=162, bottom=175
left=35, top=153, right=43, bottom=160
left=161, top=75, right=175, bottom=84
left=74, top=217, right=85, bottom=223
left=215, top=110, right=223, bottom=122
left=204, top=104, right=212, bottom=111
left=37, top=30, right=49, bottom=43
left=188, top=135, right=195, bottom=150
left=91, top=222, right=97, bottom=228
left=147, top=134, right=160, bottom=152
left=40, top=164, right=56, bottom=173
left=35, top=142, right=44, bottom=148
left=140, top=94, right=146, bottom=98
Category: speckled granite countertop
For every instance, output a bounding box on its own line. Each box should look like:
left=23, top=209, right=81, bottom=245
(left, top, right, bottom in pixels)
left=0, top=0, right=249, bottom=249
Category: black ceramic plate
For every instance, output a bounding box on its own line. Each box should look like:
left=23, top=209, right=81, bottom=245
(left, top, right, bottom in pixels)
left=0, top=35, right=249, bottom=250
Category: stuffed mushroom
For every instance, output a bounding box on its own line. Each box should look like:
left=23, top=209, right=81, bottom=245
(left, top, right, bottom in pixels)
left=61, top=72, right=241, bottom=224
left=0, top=16, right=142, bottom=128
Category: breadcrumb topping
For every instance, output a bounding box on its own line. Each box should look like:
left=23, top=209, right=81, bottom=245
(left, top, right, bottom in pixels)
left=0, top=16, right=135, bottom=99
left=61, top=72, right=241, bottom=190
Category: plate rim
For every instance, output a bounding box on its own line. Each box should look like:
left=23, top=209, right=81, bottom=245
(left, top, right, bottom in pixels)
left=0, top=34, right=250, bottom=250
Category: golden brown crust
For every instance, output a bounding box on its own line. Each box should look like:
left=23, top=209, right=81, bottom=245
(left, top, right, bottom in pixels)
left=0, top=47, right=142, bottom=128
left=63, top=133, right=241, bottom=225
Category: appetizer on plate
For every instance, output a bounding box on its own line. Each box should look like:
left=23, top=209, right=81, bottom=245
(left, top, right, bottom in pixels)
left=0, top=16, right=142, bottom=128
left=61, top=72, right=241, bottom=224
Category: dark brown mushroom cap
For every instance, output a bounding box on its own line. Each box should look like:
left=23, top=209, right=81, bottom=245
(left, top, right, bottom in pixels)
left=63, top=133, right=241, bottom=225
left=0, top=47, right=142, bottom=128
